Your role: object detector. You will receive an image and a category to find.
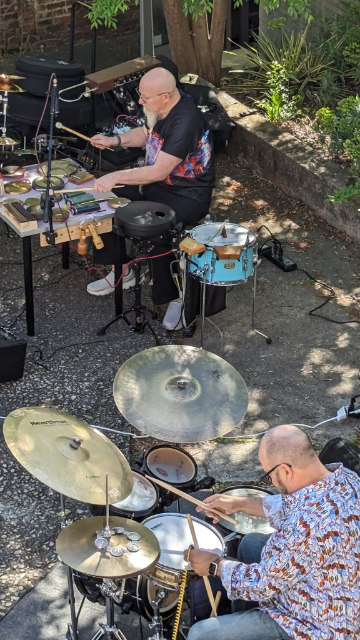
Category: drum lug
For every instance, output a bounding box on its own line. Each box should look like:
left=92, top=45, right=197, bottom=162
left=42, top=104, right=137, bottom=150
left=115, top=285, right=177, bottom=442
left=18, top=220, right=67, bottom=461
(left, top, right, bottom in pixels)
left=211, top=254, right=216, bottom=275
left=243, top=255, right=248, bottom=273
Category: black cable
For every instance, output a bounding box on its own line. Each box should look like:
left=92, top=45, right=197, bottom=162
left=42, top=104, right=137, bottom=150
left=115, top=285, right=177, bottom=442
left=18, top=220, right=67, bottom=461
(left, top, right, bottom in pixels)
left=295, top=268, right=360, bottom=325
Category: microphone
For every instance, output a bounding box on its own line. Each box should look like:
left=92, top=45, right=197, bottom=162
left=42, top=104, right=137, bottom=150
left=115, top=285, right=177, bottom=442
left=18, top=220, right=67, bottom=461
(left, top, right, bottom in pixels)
left=51, top=76, right=59, bottom=115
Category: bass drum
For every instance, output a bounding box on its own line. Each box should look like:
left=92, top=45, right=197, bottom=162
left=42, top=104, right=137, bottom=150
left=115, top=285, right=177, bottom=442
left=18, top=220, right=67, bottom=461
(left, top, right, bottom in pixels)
left=73, top=572, right=178, bottom=622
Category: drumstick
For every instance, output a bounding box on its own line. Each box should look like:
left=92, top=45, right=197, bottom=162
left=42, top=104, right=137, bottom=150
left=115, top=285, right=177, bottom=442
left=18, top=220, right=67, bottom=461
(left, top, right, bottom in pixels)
left=144, top=475, right=237, bottom=525
left=58, top=186, right=124, bottom=193
left=211, top=591, right=222, bottom=618
left=55, top=122, right=114, bottom=151
left=186, top=514, right=218, bottom=617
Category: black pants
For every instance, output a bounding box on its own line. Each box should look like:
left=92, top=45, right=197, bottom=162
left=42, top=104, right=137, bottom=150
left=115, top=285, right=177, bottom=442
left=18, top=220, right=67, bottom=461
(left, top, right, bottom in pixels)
left=93, top=184, right=211, bottom=305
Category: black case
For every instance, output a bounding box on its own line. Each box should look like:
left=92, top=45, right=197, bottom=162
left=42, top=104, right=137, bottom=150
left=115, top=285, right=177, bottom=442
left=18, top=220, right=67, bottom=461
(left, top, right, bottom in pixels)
left=319, top=437, right=360, bottom=477
left=0, top=328, right=27, bottom=383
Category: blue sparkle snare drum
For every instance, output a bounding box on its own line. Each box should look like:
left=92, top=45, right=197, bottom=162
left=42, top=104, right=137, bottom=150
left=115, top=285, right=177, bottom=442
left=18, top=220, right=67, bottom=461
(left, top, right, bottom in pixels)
left=188, top=222, right=257, bottom=285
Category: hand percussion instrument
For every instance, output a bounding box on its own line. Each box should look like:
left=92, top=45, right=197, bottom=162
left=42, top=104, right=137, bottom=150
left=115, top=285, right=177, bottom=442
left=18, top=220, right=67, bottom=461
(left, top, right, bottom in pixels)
left=4, top=180, right=31, bottom=194
left=37, top=159, right=78, bottom=178
left=188, top=222, right=257, bottom=285
left=32, top=176, right=65, bottom=191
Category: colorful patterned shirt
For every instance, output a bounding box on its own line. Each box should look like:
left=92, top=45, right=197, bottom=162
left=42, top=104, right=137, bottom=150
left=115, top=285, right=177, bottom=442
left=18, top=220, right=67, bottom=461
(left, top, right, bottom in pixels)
left=220, top=464, right=360, bottom=639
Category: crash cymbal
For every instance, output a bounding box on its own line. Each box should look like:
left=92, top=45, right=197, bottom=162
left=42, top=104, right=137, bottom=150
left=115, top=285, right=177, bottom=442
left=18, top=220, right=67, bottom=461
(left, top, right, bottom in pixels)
left=3, top=407, right=134, bottom=504
left=37, top=159, right=78, bottom=178
left=4, top=180, right=31, bottom=194
left=0, top=136, right=20, bottom=146
left=0, top=73, right=25, bottom=80
left=56, top=516, right=160, bottom=578
left=113, top=345, right=248, bottom=443
left=0, top=82, right=25, bottom=92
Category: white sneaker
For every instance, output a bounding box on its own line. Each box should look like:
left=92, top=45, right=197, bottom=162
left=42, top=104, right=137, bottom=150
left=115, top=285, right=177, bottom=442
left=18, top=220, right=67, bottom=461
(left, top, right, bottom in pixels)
left=87, top=269, right=135, bottom=296
left=162, top=299, right=183, bottom=331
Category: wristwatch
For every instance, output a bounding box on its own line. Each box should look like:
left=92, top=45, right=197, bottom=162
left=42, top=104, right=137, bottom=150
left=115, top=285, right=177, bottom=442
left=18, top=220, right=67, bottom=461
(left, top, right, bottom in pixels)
left=208, top=556, right=222, bottom=577
left=115, top=134, right=122, bottom=147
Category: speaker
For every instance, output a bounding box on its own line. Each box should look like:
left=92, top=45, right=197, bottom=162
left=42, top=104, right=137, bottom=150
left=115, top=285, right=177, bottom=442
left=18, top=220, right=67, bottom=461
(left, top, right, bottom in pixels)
left=318, top=437, right=360, bottom=477
left=16, top=55, right=85, bottom=97
left=0, top=328, right=27, bottom=384
left=8, top=91, right=93, bottom=128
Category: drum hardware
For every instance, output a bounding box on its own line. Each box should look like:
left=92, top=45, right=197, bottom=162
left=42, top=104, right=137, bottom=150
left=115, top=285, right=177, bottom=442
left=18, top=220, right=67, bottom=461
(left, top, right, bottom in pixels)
left=113, top=345, right=248, bottom=443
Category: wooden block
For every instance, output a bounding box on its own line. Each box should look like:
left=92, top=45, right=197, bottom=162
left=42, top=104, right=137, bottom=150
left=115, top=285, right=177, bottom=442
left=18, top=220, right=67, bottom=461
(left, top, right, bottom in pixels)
left=68, top=172, right=95, bottom=185
left=39, top=217, right=112, bottom=246
left=1, top=203, right=38, bottom=232
left=179, top=236, right=206, bottom=256
left=214, top=245, right=242, bottom=260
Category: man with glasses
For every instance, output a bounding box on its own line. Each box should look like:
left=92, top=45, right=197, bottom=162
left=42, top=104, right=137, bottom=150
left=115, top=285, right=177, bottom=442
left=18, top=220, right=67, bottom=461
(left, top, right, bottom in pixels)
left=87, top=67, right=215, bottom=331
left=185, top=424, right=360, bottom=640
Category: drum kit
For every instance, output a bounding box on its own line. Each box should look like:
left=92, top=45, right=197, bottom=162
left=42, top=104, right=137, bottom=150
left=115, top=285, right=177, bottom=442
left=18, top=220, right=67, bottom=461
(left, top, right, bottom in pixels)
left=2, top=345, right=273, bottom=640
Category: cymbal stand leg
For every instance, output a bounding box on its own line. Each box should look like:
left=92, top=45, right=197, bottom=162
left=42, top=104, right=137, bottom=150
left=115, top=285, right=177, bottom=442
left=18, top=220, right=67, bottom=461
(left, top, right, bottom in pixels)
left=251, top=258, right=271, bottom=345
left=148, top=589, right=166, bottom=640
left=59, top=494, right=79, bottom=640
left=91, top=596, right=128, bottom=640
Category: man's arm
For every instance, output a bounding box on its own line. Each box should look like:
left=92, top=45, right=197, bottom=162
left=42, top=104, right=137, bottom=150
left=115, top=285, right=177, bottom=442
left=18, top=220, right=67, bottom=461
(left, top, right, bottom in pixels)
left=196, top=493, right=266, bottom=522
left=91, top=125, right=147, bottom=149
left=93, top=150, right=182, bottom=192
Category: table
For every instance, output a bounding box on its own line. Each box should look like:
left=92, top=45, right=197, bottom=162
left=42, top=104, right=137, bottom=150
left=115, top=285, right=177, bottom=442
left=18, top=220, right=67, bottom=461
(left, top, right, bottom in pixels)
left=0, top=163, right=125, bottom=336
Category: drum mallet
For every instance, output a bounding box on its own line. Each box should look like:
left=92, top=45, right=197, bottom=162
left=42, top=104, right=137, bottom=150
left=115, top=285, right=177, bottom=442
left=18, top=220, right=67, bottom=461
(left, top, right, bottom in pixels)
left=186, top=513, right=218, bottom=617
left=55, top=122, right=115, bottom=152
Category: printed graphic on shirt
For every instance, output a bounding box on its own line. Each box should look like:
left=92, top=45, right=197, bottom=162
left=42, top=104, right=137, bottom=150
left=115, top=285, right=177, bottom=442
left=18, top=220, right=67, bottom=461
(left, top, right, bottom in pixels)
left=146, top=130, right=212, bottom=184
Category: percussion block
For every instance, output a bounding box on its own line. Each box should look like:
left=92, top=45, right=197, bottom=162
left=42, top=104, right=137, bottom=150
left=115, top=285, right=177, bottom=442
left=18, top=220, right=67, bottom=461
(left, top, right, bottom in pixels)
left=214, top=246, right=242, bottom=260
left=179, top=236, right=206, bottom=256
left=68, top=172, right=95, bottom=185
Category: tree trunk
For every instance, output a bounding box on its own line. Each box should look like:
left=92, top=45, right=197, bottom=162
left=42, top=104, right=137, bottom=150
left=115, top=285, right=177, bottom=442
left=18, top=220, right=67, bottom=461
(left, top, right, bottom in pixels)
left=162, top=0, right=228, bottom=86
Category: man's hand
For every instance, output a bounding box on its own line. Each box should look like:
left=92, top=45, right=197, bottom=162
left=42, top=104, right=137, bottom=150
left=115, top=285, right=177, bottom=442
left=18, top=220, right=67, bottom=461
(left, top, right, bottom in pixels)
left=93, top=173, right=119, bottom=193
left=90, top=134, right=117, bottom=149
left=183, top=549, right=220, bottom=576
left=196, top=494, right=239, bottom=523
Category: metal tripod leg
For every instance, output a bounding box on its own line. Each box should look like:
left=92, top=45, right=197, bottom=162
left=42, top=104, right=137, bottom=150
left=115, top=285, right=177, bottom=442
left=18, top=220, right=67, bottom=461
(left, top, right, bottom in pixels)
left=252, top=261, right=271, bottom=344
left=90, top=596, right=128, bottom=640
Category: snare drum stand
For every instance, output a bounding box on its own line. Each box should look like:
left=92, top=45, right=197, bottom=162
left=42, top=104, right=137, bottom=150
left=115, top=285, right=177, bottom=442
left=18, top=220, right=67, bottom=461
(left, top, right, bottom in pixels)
left=91, top=591, right=128, bottom=640
left=59, top=494, right=79, bottom=640
left=148, top=590, right=167, bottom=640
left=252, top=257, right=272, bottom=344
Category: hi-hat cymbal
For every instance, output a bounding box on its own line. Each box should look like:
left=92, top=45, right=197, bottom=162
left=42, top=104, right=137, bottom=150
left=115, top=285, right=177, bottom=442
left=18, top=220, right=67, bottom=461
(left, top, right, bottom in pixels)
left=0, top=74, right=25, bottom=80
left=56, top=516, right=160, bottom=578
left=113, top=345, right=248, bottom=443
left=3, top=407, right=134, bottom=504
left=0, top=82, right=25, bottom=93
left=0, top=136, right=20, bottom=146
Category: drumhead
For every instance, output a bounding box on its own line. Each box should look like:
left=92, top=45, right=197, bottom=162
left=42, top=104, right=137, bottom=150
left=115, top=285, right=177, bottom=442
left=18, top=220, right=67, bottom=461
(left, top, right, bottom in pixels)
left=145, top=446, right=196, bottom=485
left=142, top=513, right=223, bottom=571
left=111, top=471, right=158, bottom=514
left=218, top=486, right=275, bottom=535
left=191, top=223, right=256, bottom=248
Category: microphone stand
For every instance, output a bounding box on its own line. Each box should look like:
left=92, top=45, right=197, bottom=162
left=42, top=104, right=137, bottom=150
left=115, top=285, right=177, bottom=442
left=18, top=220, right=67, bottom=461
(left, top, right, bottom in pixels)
left=42, top=76, right=59, bottom=245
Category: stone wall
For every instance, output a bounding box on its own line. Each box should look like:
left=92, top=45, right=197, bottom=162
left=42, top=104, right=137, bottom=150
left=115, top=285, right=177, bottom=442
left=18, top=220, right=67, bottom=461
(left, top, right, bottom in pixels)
left=0, top=0, right=140, bottom=56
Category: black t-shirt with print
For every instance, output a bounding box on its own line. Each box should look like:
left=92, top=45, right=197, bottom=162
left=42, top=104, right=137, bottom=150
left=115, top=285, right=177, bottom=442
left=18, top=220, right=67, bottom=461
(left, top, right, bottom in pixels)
left=145, top=94, right=215, bottom=203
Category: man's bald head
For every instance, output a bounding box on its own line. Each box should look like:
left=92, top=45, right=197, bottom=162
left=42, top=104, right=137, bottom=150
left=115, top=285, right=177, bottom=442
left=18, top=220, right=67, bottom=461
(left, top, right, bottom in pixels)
left=139, top=67, right=177, bottom=95
left=259, top=425, right=317, bottom=470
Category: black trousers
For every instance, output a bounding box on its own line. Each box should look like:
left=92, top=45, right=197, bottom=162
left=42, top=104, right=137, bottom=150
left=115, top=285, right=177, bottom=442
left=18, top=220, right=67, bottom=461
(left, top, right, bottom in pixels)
left=93, top=184, right=211, bottom=305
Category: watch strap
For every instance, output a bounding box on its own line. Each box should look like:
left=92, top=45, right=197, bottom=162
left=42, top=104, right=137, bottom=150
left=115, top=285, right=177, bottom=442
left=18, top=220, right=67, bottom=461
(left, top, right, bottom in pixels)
left=209, top=556, right=222, bottom=576
left=115, top=134, right=122, bottom=147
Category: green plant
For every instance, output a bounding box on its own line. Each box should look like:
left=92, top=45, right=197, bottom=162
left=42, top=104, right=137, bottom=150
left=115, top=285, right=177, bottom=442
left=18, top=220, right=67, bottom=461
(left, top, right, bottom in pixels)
left=226, top=27, right=346, bottom=106
left=257, top=61, right=301, bottom=123
left=314, top=96, right=360, bottom=201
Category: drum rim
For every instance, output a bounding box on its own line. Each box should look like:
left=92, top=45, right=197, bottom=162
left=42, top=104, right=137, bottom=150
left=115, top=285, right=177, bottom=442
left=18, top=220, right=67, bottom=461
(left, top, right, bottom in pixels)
left=212, top=484, right=274, bottom=535
left=144, top=444, right=197, bottom=487
left=188, top=271, right=254, bottom=286
left=190, top=223, right=256, bottom=248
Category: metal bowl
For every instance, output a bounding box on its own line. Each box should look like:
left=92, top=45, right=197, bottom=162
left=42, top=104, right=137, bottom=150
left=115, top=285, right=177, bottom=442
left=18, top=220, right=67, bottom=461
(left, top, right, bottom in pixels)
left=3, top=165, right=25, bottom=177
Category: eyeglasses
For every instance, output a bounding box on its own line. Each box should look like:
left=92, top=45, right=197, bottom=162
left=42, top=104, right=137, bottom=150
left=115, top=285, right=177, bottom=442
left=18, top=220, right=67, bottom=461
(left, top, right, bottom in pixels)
left=260, top=463, right=292, bottom=486
left=136, top=89, right=173, bottom=102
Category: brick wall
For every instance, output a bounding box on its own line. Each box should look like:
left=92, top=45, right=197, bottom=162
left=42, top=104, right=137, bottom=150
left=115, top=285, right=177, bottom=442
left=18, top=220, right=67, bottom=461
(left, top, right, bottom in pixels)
left=0, top=0, right=140, bottom=56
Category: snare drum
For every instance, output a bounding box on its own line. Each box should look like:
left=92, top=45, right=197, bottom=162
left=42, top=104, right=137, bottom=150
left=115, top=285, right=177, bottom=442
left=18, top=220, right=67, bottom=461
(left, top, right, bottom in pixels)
left=143, top=445, right=197, bottom=491
left=188, top=222, right=256, bottom=285
left=207, top=485, right=275, bottom=556
left=142, top=513, right=224, bottom=591
left=91, top=471, right=161, bottom=521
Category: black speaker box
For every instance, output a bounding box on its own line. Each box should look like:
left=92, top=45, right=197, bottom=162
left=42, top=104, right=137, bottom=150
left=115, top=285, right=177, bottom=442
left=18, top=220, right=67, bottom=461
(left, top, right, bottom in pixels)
left=8, top=91, right=93, bottom=128
left=16, top=55, right=85, bottom=97
left=0, top=328, right=27, bottom=384
left=319, top=437, right=360, bottom=477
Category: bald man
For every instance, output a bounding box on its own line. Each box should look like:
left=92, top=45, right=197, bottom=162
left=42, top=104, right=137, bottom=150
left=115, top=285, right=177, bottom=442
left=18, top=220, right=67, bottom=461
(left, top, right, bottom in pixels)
left=87, top=67, right=215, bottom=330
left=185, top=425, right=360, bottom=640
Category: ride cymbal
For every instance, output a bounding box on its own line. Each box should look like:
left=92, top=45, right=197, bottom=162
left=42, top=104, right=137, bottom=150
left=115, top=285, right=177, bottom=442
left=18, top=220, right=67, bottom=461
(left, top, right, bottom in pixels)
left=3, top=407, right=134, bottom=504
left=113, top=345, right=249, bottom=443
left=56, top=516, right=160, bottom=578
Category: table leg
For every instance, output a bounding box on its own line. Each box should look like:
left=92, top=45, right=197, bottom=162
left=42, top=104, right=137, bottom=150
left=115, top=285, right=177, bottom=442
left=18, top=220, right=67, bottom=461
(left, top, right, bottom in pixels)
left=62, top=241, right=70, bottom=270
left=22, top=236, right=35, bottom=336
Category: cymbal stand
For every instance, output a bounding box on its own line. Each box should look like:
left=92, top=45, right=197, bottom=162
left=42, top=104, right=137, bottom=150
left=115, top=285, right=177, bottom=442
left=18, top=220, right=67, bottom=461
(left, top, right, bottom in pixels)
left=59, top=494, right=79, bottom=640
left=91, top=592, right=128, bottom=640
left=148, top=589, right=167, bottom=640
left=252, top=254, right=271, bottom=344
left=200, top=264, right=209, bottom=349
